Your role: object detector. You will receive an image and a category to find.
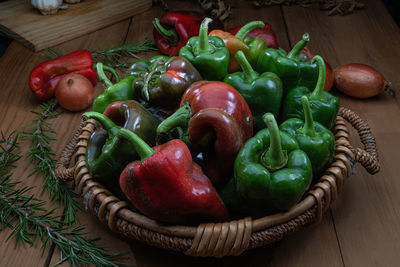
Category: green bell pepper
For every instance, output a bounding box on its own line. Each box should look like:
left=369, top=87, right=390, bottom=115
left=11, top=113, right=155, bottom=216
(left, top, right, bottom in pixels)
left=84, top=100, right=159, bottom=182
left=280, top=55, right=340, bottom=130
left=280, top=96, right=335, bottom=181
left=224, top=113, right=312, bottom=218
left=224, top=50, right=283, bottom=132
left=256, top=33, right=318, bottom=95
left=179, top=18, right=229, bottom=81
left=92, top=63, right=137, bottom=113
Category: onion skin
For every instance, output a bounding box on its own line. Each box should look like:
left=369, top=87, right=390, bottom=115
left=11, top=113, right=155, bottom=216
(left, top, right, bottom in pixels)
left=55, top=74, right=95, bottom=111
left=333, top=63, right=387, bottom=99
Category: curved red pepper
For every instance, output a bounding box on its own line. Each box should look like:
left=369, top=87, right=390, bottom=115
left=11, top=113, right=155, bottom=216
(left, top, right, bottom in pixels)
left=119, top=130, right=228, bottom=224
left=29, top=50, right=97, bottom=100
left=157, top=81, right=253, bottom=187
left=153, top=12, right=224, bottom=56
left=181, top=81, right=253, bottom=139
left=228, top=23, right=278, bottom=49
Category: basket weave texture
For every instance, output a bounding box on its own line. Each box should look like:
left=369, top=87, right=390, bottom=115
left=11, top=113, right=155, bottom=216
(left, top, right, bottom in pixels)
left=55, top=107, right=380, bottom=257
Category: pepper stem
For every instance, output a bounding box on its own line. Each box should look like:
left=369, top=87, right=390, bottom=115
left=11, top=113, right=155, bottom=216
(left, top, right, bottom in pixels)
left=152, top=18, right=179, bottom=46
left=235, top=21, right=265, bottom=41
left=235, top=50, right=258, bottom=83
left=262, top=113, right=288, bottom=171
left=102, top=64, right=121, bottom=83
left=298, top=96, right=316, bottom=137
left=96, top=63, right=113, bottom=88
left=309, top=55, right=326, bottom=99
left=83, top=112, right=119, bottom=136
left=287, top=33, right=310, bottom=59
left=117, top=128, right=155, bottom=160
left=197, top=17, right=214, bottom=54
left=156, top=102, right=193, bottom=135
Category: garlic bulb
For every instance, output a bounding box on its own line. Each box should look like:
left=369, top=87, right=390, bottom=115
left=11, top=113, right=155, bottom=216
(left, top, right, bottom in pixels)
left=64, top=0, right=81, bottom=3
left=31, top=0, right=68, bottom=15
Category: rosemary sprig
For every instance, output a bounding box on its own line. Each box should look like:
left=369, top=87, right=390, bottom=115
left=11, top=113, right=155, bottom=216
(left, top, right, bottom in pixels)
left=41, top=40, right=158, bottom=71
left=21, top=99, right=81, bottom=225
left=0, top=132, right=127, bottom=267
left=91, top=40, right=158, bottom=70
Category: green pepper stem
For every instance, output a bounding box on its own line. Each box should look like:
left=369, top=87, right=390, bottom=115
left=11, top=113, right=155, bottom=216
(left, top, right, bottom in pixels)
left=152, top=18, right=179, bottom=46
left=96, top=63, right=113, bottom=88
left=156, top=102, right=193, bottom=135
left=287, top=33, right=310, bottom=59
left=102, top=65, right=121, bottom=83
left=197, top=17, right=213, bottom=54
left=309, top=55, right=326, bottom=99
left=117, top=128, right=155, bottom=160
left=83, top=112, right=119, bottom=135
left=262, top=113, right=288, bottom=171
left=235, top=21, right=265, bottom=41
left=299, top=96, right=316, bottom=137
left=235, top=50, right=258, bottom=83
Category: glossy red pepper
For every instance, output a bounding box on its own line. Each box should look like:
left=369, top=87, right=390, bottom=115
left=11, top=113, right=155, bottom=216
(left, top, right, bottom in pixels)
left=152, top=11, right=223, bottom=56
left=157, top=81, right=253, bottom=187
left=228, top=22, right=278, bottom=49
left=118, top=128, right=228, bottom=224
left=29, top=50, right=97, bottom=100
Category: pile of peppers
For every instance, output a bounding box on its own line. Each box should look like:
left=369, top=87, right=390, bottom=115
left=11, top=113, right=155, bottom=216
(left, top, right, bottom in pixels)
left=29, top=14, right=341, bottom=225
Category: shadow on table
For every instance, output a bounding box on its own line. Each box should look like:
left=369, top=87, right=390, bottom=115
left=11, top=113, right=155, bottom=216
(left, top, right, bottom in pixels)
left=127, top=240, right=277, bottom=267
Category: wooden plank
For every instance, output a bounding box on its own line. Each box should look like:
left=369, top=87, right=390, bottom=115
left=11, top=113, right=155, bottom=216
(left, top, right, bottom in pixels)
left=282, top=0, right=400, bottom=266
left=0, top=0, right=152, bottom=52
left=0, top=19, right=131, bottom=267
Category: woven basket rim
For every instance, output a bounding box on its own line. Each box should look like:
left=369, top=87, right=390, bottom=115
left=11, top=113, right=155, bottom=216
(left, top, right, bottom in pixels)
left=55, top=107, right=380, bottom=257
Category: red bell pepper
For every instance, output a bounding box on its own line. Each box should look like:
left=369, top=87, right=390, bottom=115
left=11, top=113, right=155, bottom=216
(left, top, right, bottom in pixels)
left=29, top=50, right=97, bottom=100
left=118, top=128, right=228, bottom=224
left=157, top=81, right=253, bottom=187
left=152, top=11, right=223, bottom=56
left=228, top=22, right=278, bottom=49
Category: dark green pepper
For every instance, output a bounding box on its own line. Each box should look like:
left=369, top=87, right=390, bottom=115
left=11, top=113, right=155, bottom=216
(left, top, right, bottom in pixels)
left=225, top=113, right=312, bottom=218
left=224, top=50, right=283, bottom=132
left=256, top=33, right=318, bottom=95
left=280, top=55, right=340, bottom=130
left=92, top=63, right=136, bottom=113
left=84, top=100, right=159, bottom=182
left=280, top=96, right=335, bottom=181
left=179, top=18, right=229, bottom=81
left=128, top=55, right=169, bottom=77
left=132, top=56, right=202, bottom=112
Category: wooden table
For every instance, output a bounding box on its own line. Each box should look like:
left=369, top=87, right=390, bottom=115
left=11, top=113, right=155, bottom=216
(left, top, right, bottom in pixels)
left=1, top=0, right=400, bottom=266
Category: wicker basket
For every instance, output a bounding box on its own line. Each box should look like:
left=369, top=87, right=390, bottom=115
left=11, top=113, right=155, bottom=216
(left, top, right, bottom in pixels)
left=55, top=107, right=380, bottom=257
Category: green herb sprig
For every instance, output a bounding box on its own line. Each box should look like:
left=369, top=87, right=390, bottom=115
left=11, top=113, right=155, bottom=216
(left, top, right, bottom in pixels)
left=0, top=132, right=127, bottom=267
left=41, top=40, right=158, bottom=71
left=21, top=99, right=81, bottom=225
left=91, top=40, right=158, bottom=70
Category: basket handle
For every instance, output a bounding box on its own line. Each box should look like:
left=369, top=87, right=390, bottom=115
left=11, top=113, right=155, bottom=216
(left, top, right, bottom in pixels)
left=55, top=119, right=86, bottom=182
left=338, top=107, right=380, bottom=174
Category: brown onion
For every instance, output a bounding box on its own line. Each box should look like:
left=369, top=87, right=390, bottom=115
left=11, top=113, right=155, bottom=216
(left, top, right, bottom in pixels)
left=333, top=63, right=388, bottom=98
left=55, top=73, right=95, bottom=111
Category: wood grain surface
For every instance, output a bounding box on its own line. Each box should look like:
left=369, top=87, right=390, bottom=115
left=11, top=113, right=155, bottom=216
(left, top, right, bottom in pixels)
left=0, top=0, right=399, bottom=266
left=0, top=0, right=152, bottom=52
